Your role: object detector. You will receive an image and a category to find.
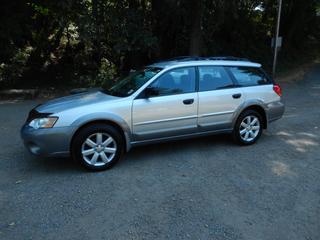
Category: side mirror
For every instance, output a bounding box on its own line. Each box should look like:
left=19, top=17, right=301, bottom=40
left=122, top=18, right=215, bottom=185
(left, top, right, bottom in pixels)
left=144, top=87, right=159, bottom=98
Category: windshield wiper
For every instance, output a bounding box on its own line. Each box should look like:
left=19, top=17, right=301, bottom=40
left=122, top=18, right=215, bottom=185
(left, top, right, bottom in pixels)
left=100, top=89, right=112, bottom=95
left=102, top=89, right=126, bottom=97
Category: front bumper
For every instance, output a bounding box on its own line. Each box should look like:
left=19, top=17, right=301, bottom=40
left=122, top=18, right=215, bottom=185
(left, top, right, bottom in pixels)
left=20, top=125, right=76, bottom=157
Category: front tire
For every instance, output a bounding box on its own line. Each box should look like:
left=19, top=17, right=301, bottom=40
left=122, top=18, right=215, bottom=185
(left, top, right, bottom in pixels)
left=233, top=110, right=263, bottom=145
left=71, top=124, right=124, bottom=171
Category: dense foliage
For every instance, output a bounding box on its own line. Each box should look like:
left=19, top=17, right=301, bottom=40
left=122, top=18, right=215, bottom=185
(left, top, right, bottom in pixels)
left=0, top=0, right=319, bottom=89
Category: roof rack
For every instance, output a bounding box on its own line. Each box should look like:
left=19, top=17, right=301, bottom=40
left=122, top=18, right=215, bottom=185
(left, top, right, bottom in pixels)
left=167, top=56, right=250, bottom=62
left=207, top=56, right=250, bottom=61
left=167, top=56, right=206, bottom=61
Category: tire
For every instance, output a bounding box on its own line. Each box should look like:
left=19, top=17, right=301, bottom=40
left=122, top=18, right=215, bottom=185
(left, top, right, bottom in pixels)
left=71, top=124, right=124, bottom=171
left=233, top=110, right=263, bottom=145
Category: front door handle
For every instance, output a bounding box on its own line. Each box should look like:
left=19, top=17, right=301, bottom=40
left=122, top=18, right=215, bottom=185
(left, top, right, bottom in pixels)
left=232, top=93, right=242, bottom=99
left=183, top=99, right=194, bottom=105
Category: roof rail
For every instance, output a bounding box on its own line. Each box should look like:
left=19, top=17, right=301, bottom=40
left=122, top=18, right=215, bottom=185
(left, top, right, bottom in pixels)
left=207, top=56, right=250, bottom=61
left=167, top=56, right=206, bottom=61
left=166, top=56, right=250, bottom=62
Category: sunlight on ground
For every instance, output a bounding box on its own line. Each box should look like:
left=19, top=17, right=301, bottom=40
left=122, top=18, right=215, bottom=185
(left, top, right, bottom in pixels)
left=298, top=132, right=319, bottom=138
left=267, top=129, right=319, bottom=177
left=271, top=161, right=296, bottom=177
left=286, top=138, right=318, bottom=153
left=275, top=131, right=319, bottom=153
left=276, top=131, right=292, bottom=137
left=282, top=114, right=299, bottom=119
left=0, top=100, right=22, bottom=105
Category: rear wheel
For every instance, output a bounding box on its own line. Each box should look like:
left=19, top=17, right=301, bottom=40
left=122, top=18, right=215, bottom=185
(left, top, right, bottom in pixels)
left=233, top=110, right=263, bottom=145
left=71, top=124, right=124, bottom=171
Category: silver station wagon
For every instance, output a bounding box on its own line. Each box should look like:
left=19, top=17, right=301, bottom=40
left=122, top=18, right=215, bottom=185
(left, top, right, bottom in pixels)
left=21, top=57, right=285, bottom=170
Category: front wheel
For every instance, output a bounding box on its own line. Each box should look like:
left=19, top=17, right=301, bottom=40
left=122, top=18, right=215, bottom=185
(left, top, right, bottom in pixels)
left=71, top=124, right=124, bottom=171
left=233, top=110, right=263, bottom=145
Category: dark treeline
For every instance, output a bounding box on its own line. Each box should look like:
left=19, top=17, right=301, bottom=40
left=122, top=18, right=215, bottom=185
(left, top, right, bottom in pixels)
left=0, top=0, right=319, bottom=89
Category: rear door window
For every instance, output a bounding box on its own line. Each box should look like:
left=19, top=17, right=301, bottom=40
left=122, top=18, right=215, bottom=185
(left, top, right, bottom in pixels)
left=198, top=66, right=234, bottom=91
left=228, top=67, right=270, bottom=86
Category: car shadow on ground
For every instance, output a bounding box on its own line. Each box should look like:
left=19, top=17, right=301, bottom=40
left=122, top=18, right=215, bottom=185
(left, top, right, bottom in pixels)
left=24, top=126, right=320, bottom=177
left=26, top=154, right=81, bottom=173
left=117, top=126, right=320, bottom=179
left=24, top=133, right=234, bottom=173
left=119, top=133, right=235, bottom=166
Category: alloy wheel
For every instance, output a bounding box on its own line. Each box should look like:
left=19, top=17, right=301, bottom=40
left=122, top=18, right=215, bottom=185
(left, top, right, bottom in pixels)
left=81, top=133, right=117, bottom=167
left=239, top=115, right=260, bottom=142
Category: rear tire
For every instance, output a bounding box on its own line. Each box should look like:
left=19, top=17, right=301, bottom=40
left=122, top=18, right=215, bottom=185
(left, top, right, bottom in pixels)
left=71, top=124, right=124, bottom=171
left=233, top=110, right=263, bottom=145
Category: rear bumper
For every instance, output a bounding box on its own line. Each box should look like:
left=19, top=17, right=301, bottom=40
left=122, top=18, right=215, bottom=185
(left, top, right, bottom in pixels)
left=266, top=101, right=285, bottom=122
left=20, top=125, right=76, bottom=157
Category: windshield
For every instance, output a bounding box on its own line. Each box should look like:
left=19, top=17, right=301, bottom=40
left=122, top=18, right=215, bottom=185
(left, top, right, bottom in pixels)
left=103, top=67, right=162, bottom=97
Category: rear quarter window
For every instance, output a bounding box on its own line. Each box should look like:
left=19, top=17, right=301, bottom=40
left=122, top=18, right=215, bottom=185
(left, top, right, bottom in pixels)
left=228, top=66, right=271, bottom=87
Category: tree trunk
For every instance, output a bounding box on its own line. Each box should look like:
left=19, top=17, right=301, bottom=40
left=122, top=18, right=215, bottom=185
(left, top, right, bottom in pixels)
left=189, top=0, right=202, bottom=56
left=92, top=0, right=101, bottom=66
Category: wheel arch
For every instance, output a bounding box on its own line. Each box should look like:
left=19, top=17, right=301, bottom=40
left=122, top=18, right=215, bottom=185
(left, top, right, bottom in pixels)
left=70, top=118, right=132, bottom=153
left=233, top=104, right=268, bottom=129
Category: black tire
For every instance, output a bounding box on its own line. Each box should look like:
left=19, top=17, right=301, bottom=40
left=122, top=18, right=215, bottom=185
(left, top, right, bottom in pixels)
left=232, top=110, right=263, bottom=145
left=71, top=124, right=124, bottom=171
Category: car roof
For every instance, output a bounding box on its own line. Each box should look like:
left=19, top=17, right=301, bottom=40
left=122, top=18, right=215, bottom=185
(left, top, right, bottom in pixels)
left=148, top=58, right=261, bottom=69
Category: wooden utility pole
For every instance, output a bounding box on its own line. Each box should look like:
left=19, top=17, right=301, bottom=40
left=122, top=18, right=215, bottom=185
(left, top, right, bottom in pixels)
left=272, top=0, right=283, bottom=78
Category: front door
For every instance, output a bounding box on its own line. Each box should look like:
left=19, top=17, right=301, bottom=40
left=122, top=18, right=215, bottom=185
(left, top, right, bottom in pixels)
left=132, top=67, right=198, bottom=141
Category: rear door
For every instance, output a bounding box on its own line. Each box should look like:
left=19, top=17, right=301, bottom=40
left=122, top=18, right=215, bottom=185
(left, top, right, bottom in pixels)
left=132, top=67, right=198, bottom=141
left=197, top=66, right=245, bottom=131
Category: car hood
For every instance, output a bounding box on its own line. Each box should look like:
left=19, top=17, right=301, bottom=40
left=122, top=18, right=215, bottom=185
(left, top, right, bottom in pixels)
left=36, top=91, right=119, bottom=113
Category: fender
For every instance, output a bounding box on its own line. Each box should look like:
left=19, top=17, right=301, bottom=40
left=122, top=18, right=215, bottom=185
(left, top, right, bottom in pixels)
left=231, top=99, right=268, bottom=129
left=70, top=112, right=132, bottom=151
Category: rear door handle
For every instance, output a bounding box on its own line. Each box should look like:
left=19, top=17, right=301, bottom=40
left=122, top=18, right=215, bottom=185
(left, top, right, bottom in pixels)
left=232, top=93, right=241, bottom=99
left=183, top=99, right=194, bottom=105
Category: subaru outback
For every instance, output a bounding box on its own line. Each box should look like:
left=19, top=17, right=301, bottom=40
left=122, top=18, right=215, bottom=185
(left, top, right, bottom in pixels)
left=21, top=57, right=285, bottom=170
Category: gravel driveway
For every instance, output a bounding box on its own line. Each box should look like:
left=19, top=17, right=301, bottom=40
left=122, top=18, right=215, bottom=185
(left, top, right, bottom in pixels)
left=1, top=65, right=320, bottom=240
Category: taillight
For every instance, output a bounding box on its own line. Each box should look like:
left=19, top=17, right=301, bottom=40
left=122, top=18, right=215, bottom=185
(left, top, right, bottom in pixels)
left=273, top=84, right=282, bottom=97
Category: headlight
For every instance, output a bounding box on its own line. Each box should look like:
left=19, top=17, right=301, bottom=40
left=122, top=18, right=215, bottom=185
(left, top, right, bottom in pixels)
left=29, top=117, right=58, bottom=129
